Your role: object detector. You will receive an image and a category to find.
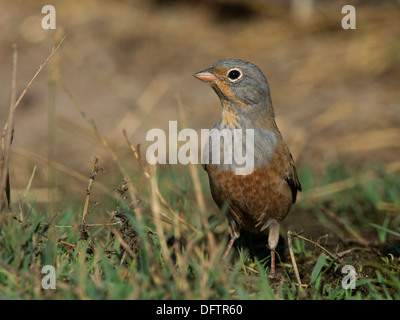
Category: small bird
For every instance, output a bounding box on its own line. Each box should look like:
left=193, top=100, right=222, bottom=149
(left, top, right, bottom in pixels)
left=193, top=59, right=301, bottom=277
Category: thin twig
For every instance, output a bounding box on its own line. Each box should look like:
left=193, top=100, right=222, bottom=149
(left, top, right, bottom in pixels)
left=291, top=232, right=345, bottom=265
left=0, top=44, right=18, bottom=212
left=13, top=36, right=66, bottom=112
left=58, top=240, right=77, bottom=249
left=287, top=231, right=303, bottom=286
left=337, top=246, right=371, bottom=258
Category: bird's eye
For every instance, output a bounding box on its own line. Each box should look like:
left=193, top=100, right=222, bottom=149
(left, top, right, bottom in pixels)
left=227, top=69, right=242, bottom=81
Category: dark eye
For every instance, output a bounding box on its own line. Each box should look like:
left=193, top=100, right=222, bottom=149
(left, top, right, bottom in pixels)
left=227, top=69, right=242, bottom=81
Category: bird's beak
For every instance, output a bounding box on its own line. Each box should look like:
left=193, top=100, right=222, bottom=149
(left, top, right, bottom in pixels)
left=193, top=67, right=217, bottom=82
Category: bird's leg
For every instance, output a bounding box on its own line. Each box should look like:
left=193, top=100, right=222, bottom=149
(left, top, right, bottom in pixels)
left=269, top=249, right=276, bottom=277
left=221, top=234, right=238, bottom=261
left=268, top=219, right=280, bottom=278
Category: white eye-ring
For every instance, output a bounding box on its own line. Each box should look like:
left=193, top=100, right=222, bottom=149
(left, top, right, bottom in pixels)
left=227, top=68, right=243, bottom=82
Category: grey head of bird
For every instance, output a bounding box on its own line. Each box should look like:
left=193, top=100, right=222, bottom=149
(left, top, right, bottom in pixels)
left=193, top=59, right=275, bottom=121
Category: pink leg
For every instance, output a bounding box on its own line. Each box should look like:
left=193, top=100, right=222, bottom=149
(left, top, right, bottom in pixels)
left=268, top=220, right=279, bottom=277
left=221, top=235, right=237, bottom=261
left=269, top=249, right=276, bottom=278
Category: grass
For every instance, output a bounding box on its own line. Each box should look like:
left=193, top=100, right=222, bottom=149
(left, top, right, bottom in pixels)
left=0, top=157, right=399, bottom=300
left=1, top=39, right=400, bottom=301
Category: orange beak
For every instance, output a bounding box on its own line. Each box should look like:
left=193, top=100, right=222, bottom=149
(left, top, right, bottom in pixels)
left=193, top=68, right=217, bottom=82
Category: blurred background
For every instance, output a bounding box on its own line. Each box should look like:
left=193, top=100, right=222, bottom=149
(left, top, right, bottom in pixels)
left=0, top=0, right=399, bottom=207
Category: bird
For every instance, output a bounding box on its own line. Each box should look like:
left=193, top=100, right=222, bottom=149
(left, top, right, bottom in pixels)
left=193, top=59, right=301, bottom=277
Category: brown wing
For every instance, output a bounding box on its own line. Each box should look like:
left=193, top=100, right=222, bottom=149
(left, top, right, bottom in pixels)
left=286, top=152, right=302, bottom=203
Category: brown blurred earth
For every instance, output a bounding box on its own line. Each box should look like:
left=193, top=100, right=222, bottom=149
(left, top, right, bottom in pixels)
left=0, top=0, right=399, bottom=203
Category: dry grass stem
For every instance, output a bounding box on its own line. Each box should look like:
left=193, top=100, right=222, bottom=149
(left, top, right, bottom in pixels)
left=123, top=128, right=198, bottom=233
left=149, top=163, right=187, bottom=290
left=337, top=247, right=370, bottom=258
left=122, top=128, right=149, bottom=178
left=54, top=221, right=121, bottom=228
left=2, top=37, right=64, bottom=214
left=13, top=36, right=66, bottom=112
left=176, top=94, right=217, bottom=256
left=82, top=158, right=101, bottom=224
left=176, top=94, right=207, bottom=216
left=58, top=240, right=77, bottom=249
left=22, top=165, right=37, bottom=199
left=0, top=44, right=18, bottom=212
left=291, top=232, right=344, bottom=265
left=47, top=35, right=62, bottom=215
left=287, top=230, right=303, bottom=286
left=59, top=73, right=143, bottom=217
left=17, top=165, right=37, bottom=222
left=12, top=146, right=112, bottom=196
